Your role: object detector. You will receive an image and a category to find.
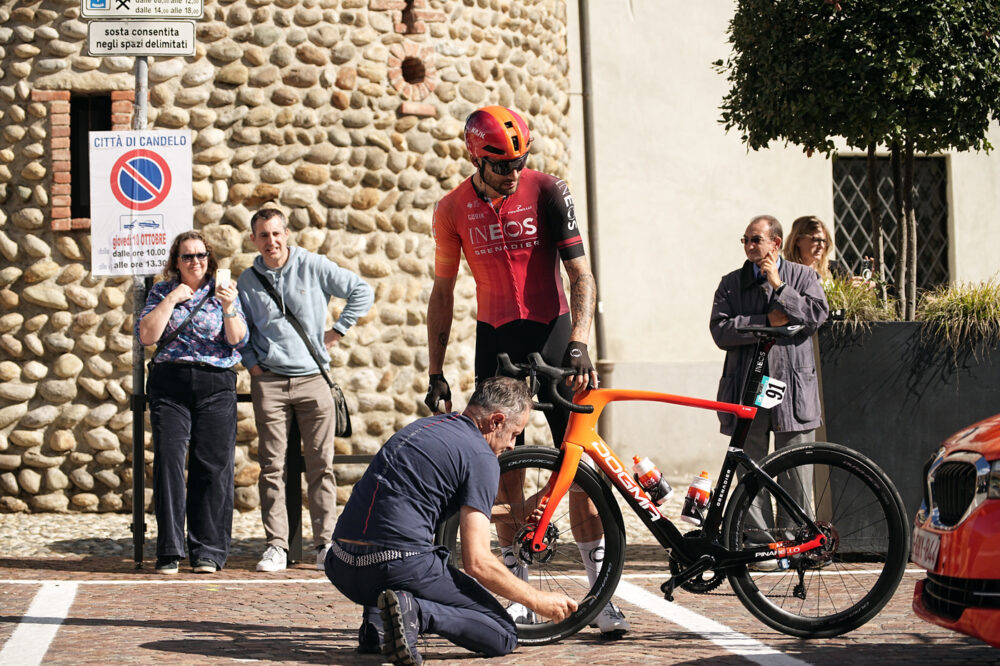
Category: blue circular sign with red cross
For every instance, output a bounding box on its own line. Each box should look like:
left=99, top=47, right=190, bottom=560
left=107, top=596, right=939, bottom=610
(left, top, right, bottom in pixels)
left=110, top=149, right=172, bottom=211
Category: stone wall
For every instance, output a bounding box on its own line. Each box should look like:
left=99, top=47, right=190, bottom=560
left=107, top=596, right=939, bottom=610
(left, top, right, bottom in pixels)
left=0, top=0, right=572, bottom=513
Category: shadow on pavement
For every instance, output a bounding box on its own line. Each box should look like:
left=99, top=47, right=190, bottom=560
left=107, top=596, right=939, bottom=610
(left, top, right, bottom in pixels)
left=0, top=615, right=361, bottom=664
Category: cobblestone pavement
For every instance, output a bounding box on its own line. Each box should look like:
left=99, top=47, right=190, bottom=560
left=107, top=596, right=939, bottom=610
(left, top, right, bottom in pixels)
left=2, top=512, right=998, bottom=664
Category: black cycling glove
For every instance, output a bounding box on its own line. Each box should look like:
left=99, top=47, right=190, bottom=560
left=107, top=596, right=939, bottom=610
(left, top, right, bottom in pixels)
left=424, top=374, right=452, bottom=413
left=562, top=341, right=594, bottom=385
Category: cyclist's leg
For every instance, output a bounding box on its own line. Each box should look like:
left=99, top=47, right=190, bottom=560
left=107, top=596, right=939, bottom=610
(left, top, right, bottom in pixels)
left=476, top=321, right=530, bottom=575
left=537, top=316, right=624, bottom=631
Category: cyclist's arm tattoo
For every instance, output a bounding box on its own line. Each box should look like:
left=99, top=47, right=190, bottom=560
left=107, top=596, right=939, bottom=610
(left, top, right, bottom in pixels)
left=427, top=275, right=456, bottom=374
left=564, top=256, right=596, bottom=342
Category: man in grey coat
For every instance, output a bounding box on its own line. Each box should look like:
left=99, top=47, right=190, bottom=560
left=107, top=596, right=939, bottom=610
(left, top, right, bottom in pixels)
left=238, top=208, right=374, bottom=573
left=710, top=214, right=829, bottom=542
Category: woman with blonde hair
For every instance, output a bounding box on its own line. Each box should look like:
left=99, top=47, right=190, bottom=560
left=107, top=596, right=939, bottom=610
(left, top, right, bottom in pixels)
left=784, top=215, right=835, bottom=280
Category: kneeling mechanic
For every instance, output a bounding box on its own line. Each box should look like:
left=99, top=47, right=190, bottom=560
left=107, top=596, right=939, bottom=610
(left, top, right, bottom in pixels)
left=324, top=376, right=577, bottom=664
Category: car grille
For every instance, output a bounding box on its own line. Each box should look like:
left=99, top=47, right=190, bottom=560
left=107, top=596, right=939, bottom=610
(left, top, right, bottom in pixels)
left=922, top=573, right=1000, bottom=621
left=930, top=460, right=977, bottom=527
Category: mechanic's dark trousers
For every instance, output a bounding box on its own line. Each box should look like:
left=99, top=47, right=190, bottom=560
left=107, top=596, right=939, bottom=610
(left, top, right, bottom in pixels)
left=325, top=541, right=517, bottom=656
left=149, top=362, right=237, bottom=569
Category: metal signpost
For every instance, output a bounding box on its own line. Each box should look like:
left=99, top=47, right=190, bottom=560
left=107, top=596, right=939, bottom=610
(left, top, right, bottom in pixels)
left=83, top=0, right=202, bottom=568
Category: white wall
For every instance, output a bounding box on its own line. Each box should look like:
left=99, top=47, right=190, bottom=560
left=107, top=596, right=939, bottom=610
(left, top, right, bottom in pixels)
left=565, top=1, right=1000, bottom=476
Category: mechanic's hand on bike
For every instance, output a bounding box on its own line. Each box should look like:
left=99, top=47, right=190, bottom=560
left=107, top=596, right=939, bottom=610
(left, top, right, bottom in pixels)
left=562, top=340, right=597, bottom=392
left=424, top=373, right=452, bottom=413
left=532, top=591, right=578, bottom=623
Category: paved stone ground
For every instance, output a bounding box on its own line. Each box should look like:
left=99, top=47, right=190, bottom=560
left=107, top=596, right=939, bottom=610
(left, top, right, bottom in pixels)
left=1, top=496, right=998, bottom=664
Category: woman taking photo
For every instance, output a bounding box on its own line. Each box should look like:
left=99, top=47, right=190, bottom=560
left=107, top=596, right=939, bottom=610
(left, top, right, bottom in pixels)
left=137, top=231, right=248, bottom=574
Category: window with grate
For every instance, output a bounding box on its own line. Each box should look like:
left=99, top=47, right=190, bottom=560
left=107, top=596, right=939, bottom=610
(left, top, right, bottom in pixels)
left=70, top=94, right=112, bottom=219
left=832, top=156, right=949, bottom=289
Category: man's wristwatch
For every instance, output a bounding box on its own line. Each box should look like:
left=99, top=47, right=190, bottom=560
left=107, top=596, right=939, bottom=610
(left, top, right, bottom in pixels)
left=774, top=283, right=786, bottom=297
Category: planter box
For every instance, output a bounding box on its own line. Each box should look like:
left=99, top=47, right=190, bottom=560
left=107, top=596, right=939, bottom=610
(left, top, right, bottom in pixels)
left=819, top=321, right=1000, bottom=529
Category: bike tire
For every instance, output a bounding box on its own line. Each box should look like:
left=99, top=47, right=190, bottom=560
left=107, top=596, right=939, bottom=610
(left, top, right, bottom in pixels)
left=723, top=441, right=909, bottom=638
left=435, top=446, right=625, bottom=645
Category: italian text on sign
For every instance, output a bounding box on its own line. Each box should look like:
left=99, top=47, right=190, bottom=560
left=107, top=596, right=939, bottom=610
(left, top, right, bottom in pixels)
left=87, top=20, right=196, bottom=57
left=80, top=0, right=204, bottom=19
left=89, top=131, right=193, bottom=278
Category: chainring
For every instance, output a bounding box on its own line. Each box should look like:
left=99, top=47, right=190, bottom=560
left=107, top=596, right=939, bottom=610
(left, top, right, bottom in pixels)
left=669, top=530, right=727, bottom=593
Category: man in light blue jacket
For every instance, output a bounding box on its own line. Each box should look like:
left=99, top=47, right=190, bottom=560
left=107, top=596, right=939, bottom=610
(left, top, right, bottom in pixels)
left=238, top=208, right=374, bottom=573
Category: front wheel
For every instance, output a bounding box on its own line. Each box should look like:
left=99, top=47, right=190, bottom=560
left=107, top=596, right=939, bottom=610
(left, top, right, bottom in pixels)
left=436, top=446, right=626, bottom=645
left=723, top=442, right=909, bottom=638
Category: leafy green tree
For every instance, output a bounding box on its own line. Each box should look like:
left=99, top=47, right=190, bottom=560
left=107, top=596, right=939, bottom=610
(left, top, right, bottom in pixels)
left=716, top=0, right=1000, bottom=318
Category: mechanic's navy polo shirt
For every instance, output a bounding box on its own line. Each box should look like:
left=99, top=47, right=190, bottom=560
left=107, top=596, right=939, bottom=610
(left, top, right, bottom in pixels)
left=333, top=412, right=500, bottom=552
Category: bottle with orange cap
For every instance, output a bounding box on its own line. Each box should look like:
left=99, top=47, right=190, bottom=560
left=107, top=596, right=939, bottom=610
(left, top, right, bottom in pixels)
left=631, top=456, right=674, bottom=509
left=680, top=471, right=712, bottom=526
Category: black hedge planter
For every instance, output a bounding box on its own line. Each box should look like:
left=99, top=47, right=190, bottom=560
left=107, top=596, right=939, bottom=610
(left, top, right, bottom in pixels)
left=818, top=321, right=1000, bottom=530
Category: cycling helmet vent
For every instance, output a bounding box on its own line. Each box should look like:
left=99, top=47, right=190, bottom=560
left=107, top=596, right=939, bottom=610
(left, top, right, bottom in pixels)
left=464, top=106, right=531, bottom=161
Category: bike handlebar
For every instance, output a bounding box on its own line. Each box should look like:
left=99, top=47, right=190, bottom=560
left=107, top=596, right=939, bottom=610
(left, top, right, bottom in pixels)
left=496, top=353, right=595, bottom=414
left=735, top=323, right=803, bottom=338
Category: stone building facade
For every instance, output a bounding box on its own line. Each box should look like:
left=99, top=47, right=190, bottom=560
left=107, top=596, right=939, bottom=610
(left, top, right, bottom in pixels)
left=0, top=0, right=573, bottom=513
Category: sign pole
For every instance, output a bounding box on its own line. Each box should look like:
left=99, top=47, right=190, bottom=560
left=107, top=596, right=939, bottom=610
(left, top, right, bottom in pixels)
left=130, top=55, right=150, bottom=568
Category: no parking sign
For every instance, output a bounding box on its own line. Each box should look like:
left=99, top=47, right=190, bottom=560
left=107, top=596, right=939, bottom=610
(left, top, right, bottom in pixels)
left=89, top=130, right=192, bottom=277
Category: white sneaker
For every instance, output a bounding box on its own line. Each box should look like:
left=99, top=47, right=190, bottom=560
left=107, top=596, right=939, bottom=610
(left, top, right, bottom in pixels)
left=594, top=602, right=630, bottom=636
left=316, top=543, right=332, bottom=571
left=256, top=545, right=287, bottom=572
left=506, top=602, right=537, bottom=624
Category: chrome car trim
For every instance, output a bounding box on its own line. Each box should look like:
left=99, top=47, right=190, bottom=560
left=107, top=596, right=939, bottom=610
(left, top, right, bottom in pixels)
left=927, top=451, right=991, bottom=531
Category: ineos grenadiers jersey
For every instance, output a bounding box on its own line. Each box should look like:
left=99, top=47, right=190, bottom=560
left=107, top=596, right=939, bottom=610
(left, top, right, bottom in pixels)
left=433, top=169, right=586, bottom=327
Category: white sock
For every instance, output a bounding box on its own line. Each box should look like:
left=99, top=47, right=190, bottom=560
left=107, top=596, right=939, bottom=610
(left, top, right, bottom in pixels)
left=501, top=546, right=529, bottom=581
left=576, top=537, right=605, bottom=587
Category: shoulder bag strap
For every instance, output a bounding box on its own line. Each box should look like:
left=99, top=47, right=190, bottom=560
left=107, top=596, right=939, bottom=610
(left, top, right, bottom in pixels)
left=150, top=289, right=212, bottom=363
left=251, top=267, right=335, bottom=388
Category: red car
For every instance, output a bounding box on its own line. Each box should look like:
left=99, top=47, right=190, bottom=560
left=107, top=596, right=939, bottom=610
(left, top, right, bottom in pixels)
left=912, top=413, right=1000, bottom=648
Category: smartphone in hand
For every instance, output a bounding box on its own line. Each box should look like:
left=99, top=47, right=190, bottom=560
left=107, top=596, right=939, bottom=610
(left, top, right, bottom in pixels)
left=215, top=268, right=231, bottom=290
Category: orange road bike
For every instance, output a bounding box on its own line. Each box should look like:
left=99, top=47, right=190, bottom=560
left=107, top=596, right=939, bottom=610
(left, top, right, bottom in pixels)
left=437, top=325, right=909, bottom=644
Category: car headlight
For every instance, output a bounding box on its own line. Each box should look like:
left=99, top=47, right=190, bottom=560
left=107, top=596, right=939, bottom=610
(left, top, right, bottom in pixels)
left=990, top=460, right=1000, bottom=499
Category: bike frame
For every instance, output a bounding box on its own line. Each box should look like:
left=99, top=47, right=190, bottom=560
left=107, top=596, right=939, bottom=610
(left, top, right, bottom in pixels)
left=523, top=335, right=826, bottom=571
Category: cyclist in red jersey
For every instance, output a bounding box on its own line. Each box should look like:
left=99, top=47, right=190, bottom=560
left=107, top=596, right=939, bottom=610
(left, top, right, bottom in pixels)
left=424, top=106, right=630, bottom=637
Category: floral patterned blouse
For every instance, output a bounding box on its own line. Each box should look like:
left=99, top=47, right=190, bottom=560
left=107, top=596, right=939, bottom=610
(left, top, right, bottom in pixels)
left=136, top=279, right=249, bottom=369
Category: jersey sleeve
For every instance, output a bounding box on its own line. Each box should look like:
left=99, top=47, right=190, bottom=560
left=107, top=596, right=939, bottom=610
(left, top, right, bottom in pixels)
left=455, top=451, right=501, bottom=518
left=538, top=176, right=585, bottom=261
left=432, top=199, right=463, bottom=279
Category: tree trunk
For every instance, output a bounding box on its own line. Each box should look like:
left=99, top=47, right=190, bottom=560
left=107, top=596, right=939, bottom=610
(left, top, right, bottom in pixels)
left=903, top=137, right=917, bottom=320
left=891, top=142, right=905, bottom=314
left=866, top=142, right=886, bottom=303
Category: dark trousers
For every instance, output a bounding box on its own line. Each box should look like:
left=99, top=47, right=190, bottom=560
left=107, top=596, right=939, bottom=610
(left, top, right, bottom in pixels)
left=149, top=363, right=237, bottom=568
left=325, top=543, right=517, bottom=657
left=475, top=313, right=573, bottom=446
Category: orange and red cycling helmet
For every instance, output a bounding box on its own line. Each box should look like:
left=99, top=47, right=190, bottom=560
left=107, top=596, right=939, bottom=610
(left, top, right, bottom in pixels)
left=464, top=106, right=532, bottom=174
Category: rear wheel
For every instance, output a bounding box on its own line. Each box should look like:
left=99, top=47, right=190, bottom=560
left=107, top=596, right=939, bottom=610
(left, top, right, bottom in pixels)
left=436, top=446, right=625, bottom=645
left=723, top=442, right=909, bottom=638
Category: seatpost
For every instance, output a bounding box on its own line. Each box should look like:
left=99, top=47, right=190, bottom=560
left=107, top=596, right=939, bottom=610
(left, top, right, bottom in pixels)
left=738, top=336, right=776, bottom=408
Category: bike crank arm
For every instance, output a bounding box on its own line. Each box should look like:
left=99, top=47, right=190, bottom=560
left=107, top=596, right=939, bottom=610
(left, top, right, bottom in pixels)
left=660, top=554, right=715, bottom=602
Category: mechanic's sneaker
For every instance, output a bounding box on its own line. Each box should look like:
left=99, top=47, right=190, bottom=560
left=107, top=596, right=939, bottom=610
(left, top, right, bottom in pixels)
left=316, top=543, right=332, bottom=571
left=357, top=620, right=383, bottom=654
left=155, top=557, right=179, bottom=575
left=255, top=545, right=287, bottom=572
left=192, top=559, right=218, bottom=574
left=594, top=602, right=630, bottom=638
left=506, top=602, right=537, bottom=624
left=378, top=589, right=422, bottom=665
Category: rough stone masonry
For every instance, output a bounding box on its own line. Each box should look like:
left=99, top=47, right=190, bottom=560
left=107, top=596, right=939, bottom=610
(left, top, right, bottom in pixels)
left=0, top=0, right=574, bottom=514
